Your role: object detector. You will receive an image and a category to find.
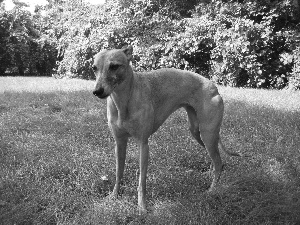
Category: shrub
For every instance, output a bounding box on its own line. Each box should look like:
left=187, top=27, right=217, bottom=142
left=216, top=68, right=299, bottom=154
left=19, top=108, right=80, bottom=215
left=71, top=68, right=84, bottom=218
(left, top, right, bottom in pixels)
left=55, top=0, right=127, bottom=79
left=0, top=8, right=58, bottom=76
left=52, top=0, right=299, bottom=90
left=0, top=11, right=13, bottom=75
left=155, top=17, right=215, bottom=76
left=116, top=1, right=216, bottom=76
left=209, top=1, right=295, bottom=89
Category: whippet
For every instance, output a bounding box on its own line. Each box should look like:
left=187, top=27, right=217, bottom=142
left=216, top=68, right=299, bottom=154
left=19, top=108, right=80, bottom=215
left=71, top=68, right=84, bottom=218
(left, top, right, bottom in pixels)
left=92, top=46, right=239, bottom=213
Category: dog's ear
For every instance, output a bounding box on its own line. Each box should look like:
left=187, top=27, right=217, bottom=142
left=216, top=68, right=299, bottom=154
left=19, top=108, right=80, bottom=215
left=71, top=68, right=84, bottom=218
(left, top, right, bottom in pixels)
left=122, top=46, right=133, bottom=61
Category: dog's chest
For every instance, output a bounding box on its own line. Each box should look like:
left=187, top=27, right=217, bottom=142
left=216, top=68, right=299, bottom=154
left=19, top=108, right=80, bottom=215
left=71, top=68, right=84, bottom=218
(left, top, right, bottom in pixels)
left=109, top=103, right=154, bottom=140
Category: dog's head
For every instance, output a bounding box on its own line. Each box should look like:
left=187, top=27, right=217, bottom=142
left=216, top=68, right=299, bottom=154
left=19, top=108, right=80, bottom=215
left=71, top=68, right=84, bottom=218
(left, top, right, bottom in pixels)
left=92, top=46, right=133, bottom=99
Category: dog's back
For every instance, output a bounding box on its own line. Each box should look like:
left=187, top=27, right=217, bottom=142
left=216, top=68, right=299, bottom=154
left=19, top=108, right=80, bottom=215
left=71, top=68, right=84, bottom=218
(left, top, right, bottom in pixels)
left=136, top=68, right=214, bottom=98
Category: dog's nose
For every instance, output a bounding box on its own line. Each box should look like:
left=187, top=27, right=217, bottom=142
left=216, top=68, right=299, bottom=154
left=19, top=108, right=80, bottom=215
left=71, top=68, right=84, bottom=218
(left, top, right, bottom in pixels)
left=93, top=87, right=104, bottom=97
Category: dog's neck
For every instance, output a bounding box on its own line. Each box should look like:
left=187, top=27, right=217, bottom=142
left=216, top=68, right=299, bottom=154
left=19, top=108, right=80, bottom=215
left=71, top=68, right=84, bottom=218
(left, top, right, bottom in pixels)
left=110, top=66, right=134, bottom=124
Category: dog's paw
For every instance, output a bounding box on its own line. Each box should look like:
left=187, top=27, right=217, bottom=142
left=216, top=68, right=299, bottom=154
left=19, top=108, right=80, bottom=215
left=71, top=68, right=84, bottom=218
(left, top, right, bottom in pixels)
left=107, top=191, right=119, bottom=200
left=138, top=206, right=148, bottom=215
left=207, top=186, right=217, bottom=193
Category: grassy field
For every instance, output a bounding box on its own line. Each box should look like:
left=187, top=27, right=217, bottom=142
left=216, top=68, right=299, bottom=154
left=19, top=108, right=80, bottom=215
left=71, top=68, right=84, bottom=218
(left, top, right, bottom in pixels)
left=0, top=76, right=300, bottom=225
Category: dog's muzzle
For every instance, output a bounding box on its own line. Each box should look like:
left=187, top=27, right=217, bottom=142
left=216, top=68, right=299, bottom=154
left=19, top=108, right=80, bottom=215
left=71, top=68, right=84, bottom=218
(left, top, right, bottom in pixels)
left=93, top=87, right=108, bottom=99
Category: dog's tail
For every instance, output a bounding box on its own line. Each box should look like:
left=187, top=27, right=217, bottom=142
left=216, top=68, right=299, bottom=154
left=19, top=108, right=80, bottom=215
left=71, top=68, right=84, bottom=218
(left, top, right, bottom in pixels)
left=218, top=138, right=242, bottom=157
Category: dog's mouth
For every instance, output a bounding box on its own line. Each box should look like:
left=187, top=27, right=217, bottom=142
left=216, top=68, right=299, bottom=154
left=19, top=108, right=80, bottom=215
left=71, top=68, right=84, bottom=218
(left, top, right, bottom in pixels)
left=98, top=93, right=110, bottom=99
left=93, top=92, right=110, bottom=99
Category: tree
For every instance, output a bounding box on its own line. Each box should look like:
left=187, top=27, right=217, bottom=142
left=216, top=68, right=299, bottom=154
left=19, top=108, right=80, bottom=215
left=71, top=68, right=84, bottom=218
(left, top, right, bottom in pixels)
left=0, top=2, right=58, bottom=76
left=0, top=11, right=13, bottom=75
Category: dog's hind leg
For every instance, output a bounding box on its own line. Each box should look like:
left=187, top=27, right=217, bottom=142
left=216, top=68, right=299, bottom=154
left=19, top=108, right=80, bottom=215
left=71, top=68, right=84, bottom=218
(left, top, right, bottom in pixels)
left=200, top=129, right=223, bottom=191
left=184, top=105, right=205, bottom=148
left=197, top=95, right=224, bottom=191
left=185, top=105, right=215, bottom=173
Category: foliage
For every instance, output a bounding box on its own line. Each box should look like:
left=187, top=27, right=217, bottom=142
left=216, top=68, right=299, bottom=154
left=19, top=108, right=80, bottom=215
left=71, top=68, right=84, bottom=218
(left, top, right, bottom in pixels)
left=55, top=0, right=215, bottom=78
left=204, top=1, right=296, bottom=88
left=210, top=17, right=291, bottom=88
left=50, top=0, right=123, bottom=79
left=0, top=6, right=57, bottom=76
left=0, top=11, right=13, bottom=75
left=0, top=0, right=300, bottom=88
left=52, top=0, right=300, bottom=89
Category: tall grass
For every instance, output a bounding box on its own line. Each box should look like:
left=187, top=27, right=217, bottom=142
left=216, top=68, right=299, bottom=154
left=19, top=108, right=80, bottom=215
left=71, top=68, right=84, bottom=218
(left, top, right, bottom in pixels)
left=0, top=77, right=300, bottom=224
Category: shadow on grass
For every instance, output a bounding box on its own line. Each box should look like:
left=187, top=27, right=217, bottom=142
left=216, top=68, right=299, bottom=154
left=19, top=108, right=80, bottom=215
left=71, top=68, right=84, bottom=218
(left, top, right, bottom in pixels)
left=86, top=176, right=300, bottom=224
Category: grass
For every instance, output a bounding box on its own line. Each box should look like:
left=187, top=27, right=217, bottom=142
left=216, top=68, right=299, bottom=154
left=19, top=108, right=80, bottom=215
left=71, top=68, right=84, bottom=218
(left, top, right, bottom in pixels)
left=0, top=76, right=300, bottom=224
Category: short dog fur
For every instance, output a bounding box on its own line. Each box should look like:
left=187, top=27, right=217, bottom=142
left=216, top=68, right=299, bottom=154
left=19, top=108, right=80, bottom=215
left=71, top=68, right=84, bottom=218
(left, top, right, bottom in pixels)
left=92, top=46, right=239, bottom=213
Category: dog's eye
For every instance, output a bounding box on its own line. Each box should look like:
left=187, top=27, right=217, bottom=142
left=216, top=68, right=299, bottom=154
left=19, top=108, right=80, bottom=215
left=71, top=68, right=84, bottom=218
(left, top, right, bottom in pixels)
left=109, top=64, right=120, bottom=71
left=92, top=65, right=97, bottom=72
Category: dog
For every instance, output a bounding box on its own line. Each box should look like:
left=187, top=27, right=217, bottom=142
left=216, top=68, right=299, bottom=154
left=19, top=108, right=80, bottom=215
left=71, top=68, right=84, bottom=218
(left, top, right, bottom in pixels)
left=92, top=46, right=240, bottom=213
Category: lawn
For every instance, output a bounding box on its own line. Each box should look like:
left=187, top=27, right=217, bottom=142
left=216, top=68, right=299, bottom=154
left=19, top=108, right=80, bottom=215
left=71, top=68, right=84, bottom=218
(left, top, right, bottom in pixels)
left=0, top=77, right=300, bottom=224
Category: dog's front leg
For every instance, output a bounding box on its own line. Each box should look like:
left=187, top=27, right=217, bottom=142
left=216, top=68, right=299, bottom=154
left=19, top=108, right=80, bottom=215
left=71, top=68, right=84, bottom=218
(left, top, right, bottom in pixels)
left=111, top=136, right=128, bottom=198
left=138, top=141, right=149, bottom=214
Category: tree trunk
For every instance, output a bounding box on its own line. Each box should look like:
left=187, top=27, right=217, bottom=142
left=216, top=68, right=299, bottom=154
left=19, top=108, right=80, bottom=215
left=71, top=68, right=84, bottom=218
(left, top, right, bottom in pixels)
left=18, top=66, right=24, bottom=76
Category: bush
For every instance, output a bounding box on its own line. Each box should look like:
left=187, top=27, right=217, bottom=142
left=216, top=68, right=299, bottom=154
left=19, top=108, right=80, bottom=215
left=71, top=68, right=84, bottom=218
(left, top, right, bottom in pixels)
left=0, top=9, right=58, bottom=76
left=154, top=17, right=215, bottom=76
left=210, top=17, right=289, bottom=88
left=0, top=11, right=13, bottom=75
left=54, top=1, right=125, bottom=79
left=52, top=0, right=299, bottom=90
left=208, top=1, right=295, bottom=89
